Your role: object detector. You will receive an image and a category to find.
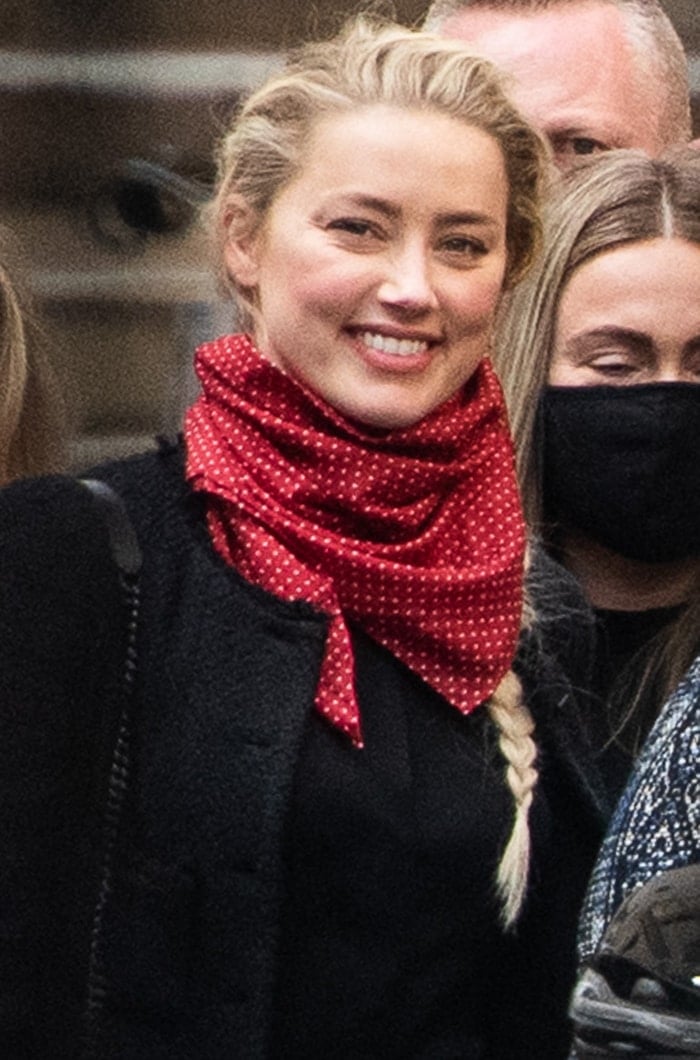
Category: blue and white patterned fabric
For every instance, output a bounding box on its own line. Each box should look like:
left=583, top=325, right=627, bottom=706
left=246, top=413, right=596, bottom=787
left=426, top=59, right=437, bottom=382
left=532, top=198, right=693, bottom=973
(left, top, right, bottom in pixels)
left=578, top=653, right=700, bottom=962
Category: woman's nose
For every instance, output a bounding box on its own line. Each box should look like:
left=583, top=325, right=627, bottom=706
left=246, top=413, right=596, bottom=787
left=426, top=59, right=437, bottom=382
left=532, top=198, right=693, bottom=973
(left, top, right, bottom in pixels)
left=377, top=244, right=438, bottom=312
left=651, top=350, right=694, bottom=383
left=653, top=367, right=689, bottom=383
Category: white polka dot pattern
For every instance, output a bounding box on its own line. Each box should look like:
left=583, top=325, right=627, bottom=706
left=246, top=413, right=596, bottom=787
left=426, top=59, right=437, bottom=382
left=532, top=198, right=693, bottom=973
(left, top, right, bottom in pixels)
left=185, top=334, right=525, bottom=747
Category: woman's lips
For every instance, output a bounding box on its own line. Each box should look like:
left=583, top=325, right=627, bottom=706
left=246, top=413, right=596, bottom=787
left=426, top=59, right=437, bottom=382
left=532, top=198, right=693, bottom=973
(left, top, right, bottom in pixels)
left=349, top=327, right=439, bottom=372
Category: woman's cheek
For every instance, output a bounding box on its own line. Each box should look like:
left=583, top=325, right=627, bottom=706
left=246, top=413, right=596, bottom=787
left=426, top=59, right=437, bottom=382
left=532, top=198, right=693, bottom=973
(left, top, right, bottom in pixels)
left=452, top=277, right=504, bottom=329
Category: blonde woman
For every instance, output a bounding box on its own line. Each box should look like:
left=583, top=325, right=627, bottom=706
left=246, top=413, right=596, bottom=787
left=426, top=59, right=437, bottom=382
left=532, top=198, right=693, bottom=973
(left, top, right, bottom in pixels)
left=0, top=18, right=589, bottom=1058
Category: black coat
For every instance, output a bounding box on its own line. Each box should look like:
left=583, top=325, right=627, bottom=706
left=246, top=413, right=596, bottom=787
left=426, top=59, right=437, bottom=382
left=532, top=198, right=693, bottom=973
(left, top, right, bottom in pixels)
left=0, top=442, right=606, bottom=1059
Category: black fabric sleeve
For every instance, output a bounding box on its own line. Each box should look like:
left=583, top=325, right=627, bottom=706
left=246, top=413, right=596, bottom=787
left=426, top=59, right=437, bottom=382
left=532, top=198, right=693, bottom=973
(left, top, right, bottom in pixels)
left=0, top=475, right=126, bottom=1057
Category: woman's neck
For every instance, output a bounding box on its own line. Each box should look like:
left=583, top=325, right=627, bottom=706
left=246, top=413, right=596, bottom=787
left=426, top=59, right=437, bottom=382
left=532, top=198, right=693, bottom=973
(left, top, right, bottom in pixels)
left=557, top=529, right=699, bottom=611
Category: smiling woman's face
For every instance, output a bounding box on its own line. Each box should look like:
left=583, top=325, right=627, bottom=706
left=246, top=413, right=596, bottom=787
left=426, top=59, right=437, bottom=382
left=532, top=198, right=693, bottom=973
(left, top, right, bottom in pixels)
left=549, top=237, right=700, bottom=386
left=225, top=103, right=509, bottom=430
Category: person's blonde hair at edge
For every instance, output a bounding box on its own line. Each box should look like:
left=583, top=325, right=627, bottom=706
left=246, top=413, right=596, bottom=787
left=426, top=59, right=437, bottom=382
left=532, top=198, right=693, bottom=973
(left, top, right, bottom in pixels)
left=423, top=0, right=692, bottom=149
left=496, top=147, right=700, bottom=752
left=208, top=15, right=546, bottom=926
left=0, top=256, right=64, bottom=484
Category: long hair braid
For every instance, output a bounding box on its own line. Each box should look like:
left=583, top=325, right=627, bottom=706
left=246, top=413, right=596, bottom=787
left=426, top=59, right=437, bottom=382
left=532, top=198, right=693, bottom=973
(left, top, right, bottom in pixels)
left=488, top=668, right=539, bottom=928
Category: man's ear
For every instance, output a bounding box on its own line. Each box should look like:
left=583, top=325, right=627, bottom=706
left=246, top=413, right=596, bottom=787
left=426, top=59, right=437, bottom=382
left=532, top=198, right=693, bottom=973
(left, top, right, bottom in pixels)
left=221, top=194, right=262, bottom=288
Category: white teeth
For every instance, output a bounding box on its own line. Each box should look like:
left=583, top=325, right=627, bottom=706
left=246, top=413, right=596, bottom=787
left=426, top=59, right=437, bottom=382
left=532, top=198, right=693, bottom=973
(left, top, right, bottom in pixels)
left=360, top=331, right=429, bottom=356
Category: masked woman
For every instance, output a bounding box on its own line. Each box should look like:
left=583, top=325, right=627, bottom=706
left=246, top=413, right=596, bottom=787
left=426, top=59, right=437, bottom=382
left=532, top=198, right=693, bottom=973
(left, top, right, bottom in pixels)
left=495, top=149, right=700, bottom=1054
left=0, top=18, right=590, bottom=1059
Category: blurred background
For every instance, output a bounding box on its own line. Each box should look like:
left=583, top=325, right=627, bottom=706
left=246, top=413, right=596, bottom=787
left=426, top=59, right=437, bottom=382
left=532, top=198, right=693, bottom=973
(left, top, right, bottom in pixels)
left=2, top=0, right=698, bottom=467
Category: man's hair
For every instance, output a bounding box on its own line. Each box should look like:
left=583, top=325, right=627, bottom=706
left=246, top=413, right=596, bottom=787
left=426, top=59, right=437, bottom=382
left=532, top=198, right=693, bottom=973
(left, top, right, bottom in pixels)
left=423, top=0, right=691, bottom=146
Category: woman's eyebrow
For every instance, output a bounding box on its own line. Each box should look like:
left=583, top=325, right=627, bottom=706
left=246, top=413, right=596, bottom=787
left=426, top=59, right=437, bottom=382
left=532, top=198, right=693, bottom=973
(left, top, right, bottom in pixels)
left=435, top=211, right=501, bottom=229
left=328, top=193, right=401, bottom=219
left=324, top=196, right=500, bottom=229
left=562, top=326, right=655, bottom=356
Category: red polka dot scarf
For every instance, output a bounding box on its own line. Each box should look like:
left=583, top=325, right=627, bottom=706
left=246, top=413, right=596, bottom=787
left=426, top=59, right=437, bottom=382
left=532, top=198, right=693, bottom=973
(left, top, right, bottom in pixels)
left=185, top=334, right=525, bottom=747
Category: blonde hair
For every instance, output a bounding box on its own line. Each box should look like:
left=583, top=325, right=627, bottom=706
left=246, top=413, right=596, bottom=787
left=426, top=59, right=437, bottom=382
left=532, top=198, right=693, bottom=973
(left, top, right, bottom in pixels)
left=423, top=0, right=692, bottom=147
left=0, top=257, right=64, bottom=484
left=487, top=668, right=538, bottom=927
left=209, top=15, right=546, bottom=925
left=210, top=16, right=546, bottom=328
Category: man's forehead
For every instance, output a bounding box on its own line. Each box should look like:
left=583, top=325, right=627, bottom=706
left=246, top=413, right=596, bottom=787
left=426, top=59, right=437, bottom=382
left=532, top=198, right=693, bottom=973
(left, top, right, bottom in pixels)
left=439, top=3, right=631, bottom=70
left=439, top=2, right=664, bottom=152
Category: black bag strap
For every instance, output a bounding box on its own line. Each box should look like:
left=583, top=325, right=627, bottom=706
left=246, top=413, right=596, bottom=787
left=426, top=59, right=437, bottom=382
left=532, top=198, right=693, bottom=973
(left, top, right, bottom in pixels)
left=78, top=478, right=142, bottom=1056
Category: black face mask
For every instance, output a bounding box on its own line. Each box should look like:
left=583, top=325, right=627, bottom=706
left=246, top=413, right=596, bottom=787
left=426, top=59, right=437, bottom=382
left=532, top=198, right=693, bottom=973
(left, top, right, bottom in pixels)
left=540, top=383, right=700, bottom=563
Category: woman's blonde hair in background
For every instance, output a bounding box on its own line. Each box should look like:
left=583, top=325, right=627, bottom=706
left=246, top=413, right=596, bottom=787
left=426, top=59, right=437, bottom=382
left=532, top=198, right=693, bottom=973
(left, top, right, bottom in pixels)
left=0, top=254, right=64, bottom=484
